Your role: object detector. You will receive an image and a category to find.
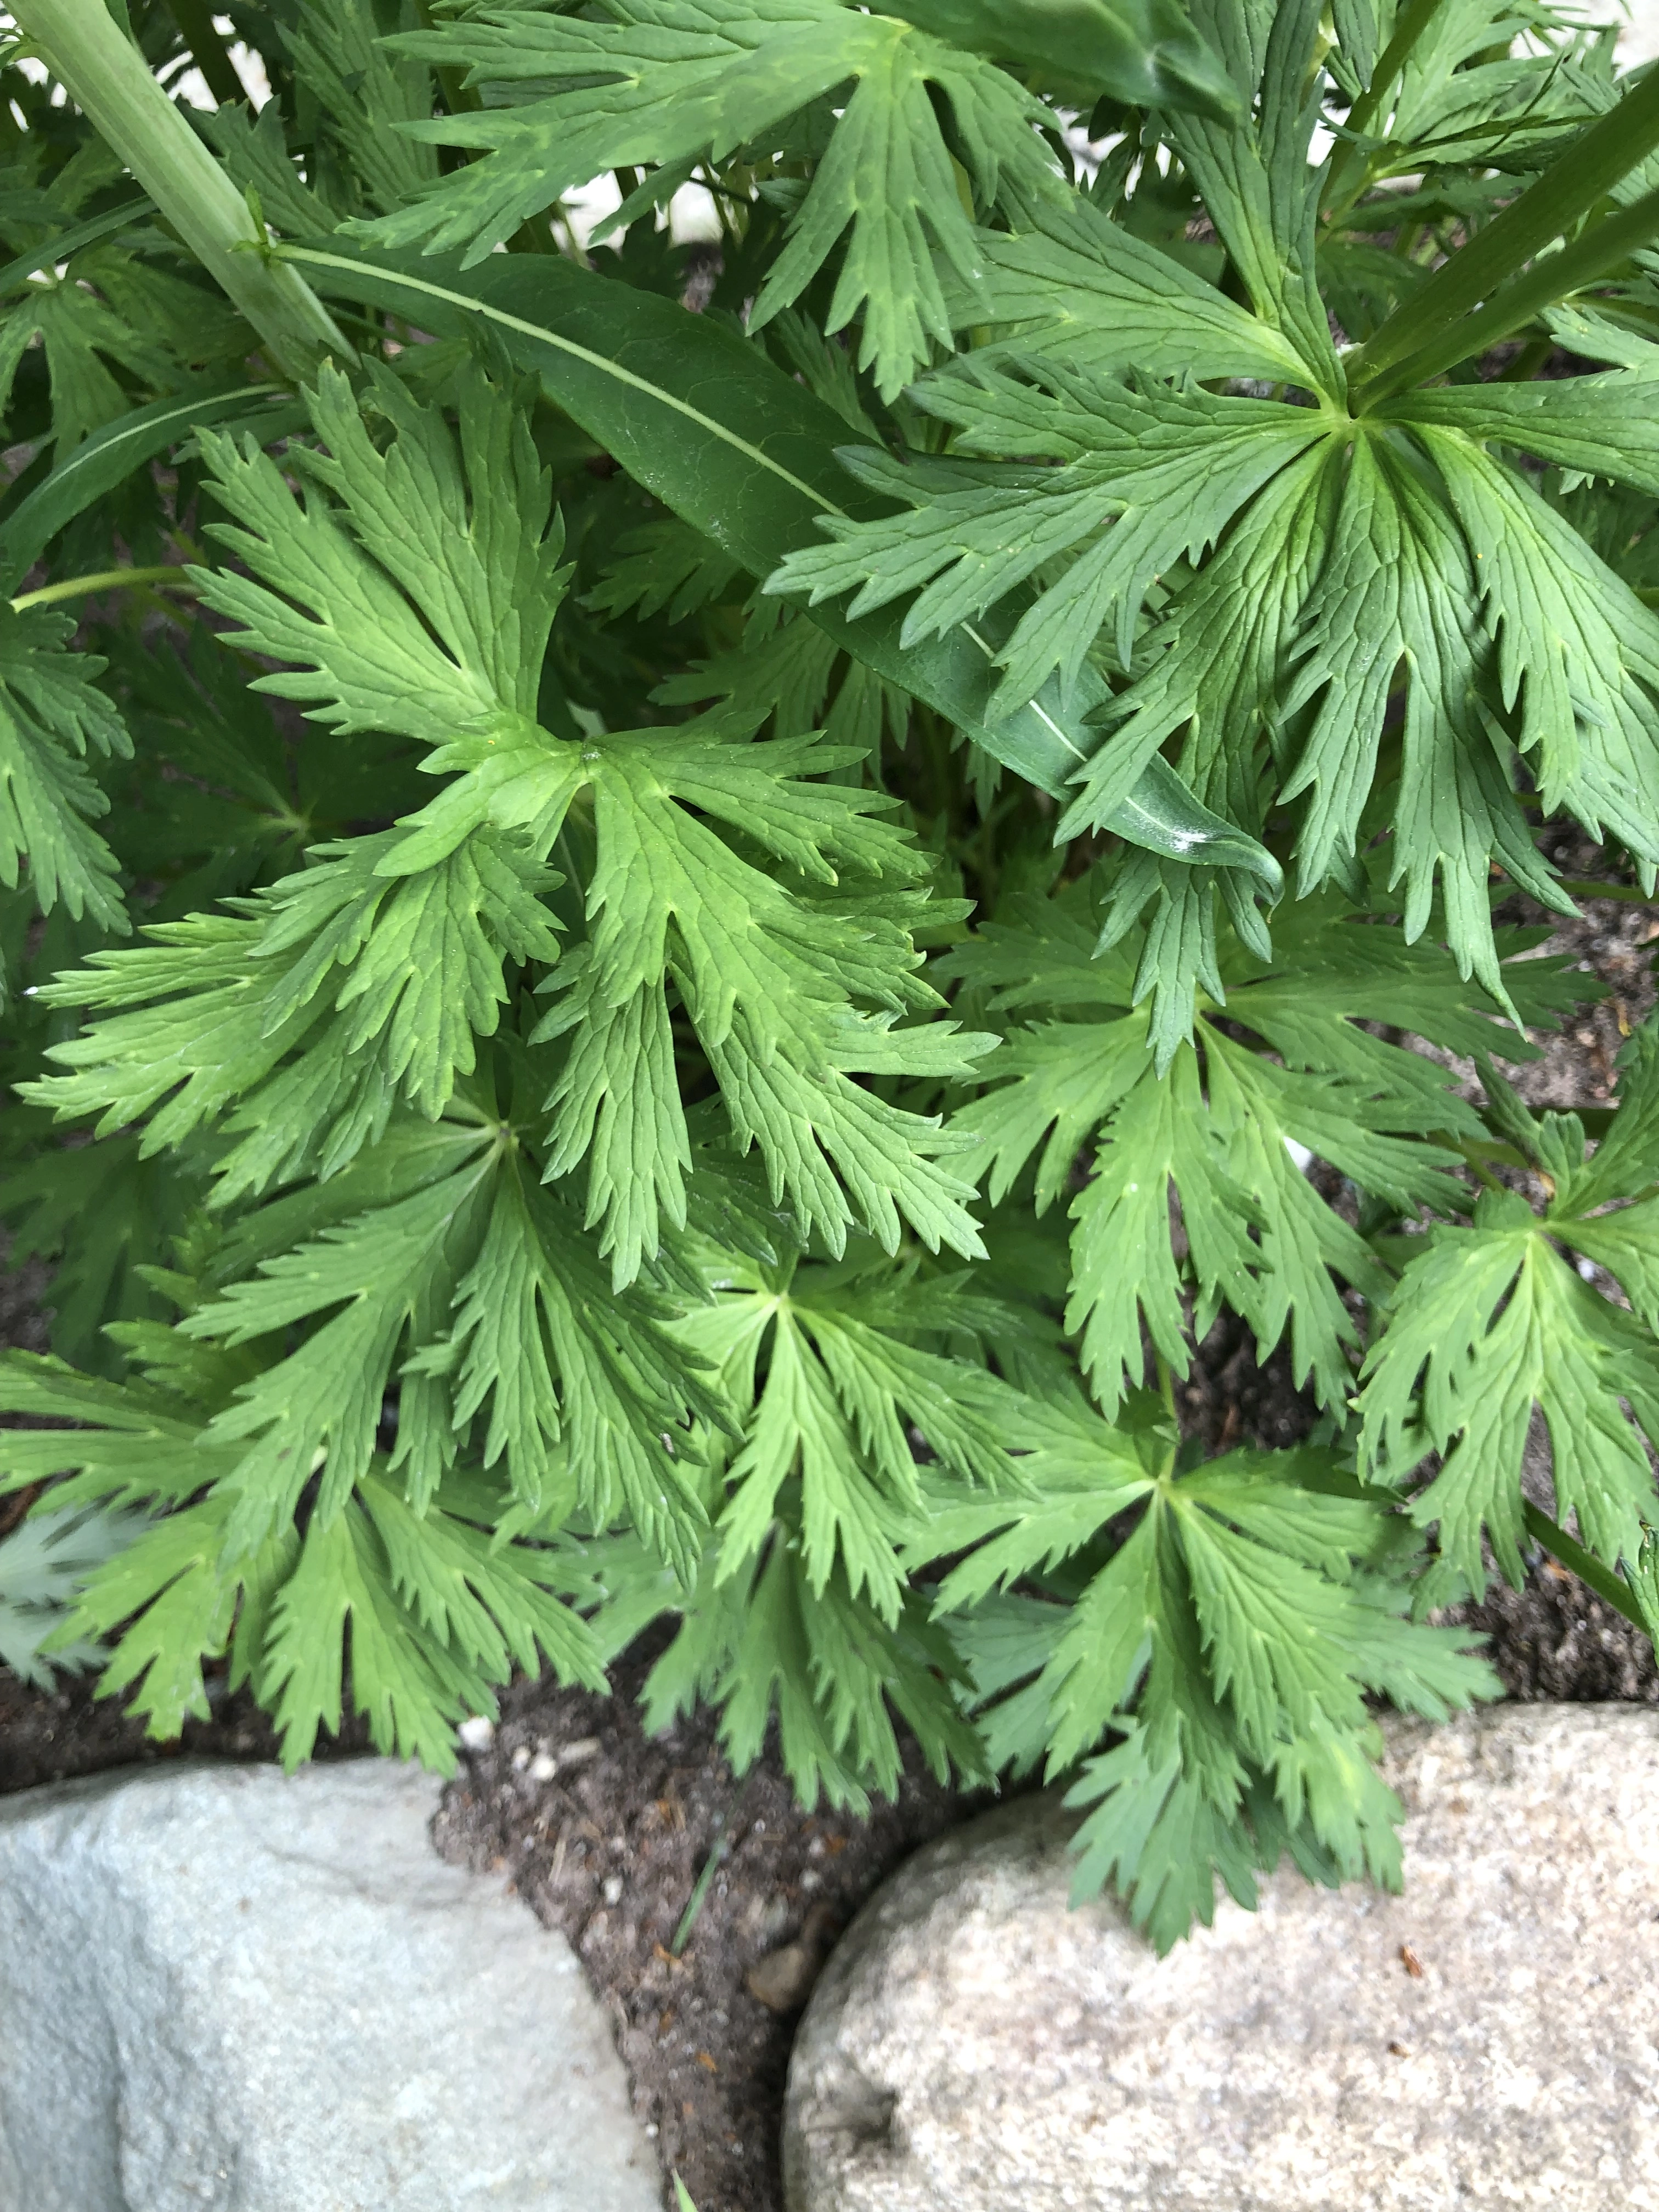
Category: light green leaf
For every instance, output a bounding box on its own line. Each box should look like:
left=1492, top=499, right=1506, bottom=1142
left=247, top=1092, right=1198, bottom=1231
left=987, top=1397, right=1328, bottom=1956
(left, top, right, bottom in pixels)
left=0, top=602, right=131, bottom=930
left=285, top=239, right=1280, bottom=877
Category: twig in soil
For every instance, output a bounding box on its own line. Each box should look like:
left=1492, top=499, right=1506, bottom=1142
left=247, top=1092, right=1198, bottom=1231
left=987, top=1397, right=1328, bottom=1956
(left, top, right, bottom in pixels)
left=670, top=1805, right=735, bottom=1955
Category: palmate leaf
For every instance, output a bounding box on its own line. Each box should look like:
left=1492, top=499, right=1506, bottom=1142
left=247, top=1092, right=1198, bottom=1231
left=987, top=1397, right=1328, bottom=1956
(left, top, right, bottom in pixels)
left=262, top=1471, right=605, bottom=1772
left=764, top=0, right=1659, bottom=1019
left=359, top=0, right=1061, bottom=396
left=1359, top=1026, right=1659, bottom=1602
left=8, top=0, right=1655, bottom=1916
left=915, top=1426, right=1496, bottom=1949
left=32, top=357, right=990, bottom=1277
left=1404, top=422, right=1659, bottom=868
left=771, top=362, right=1331, bottom=716
left=943, top=876, right=1530, bottom=1417
left=0, top=1347, right=603, bottom=1762
left=177, top=1131, right=713, bottom=1575
left=676, top=1243, right=1036, bottom=1618
left=291, top=236, right=1282, bottom=877
left=804, top=360, right=1634, bottom=1004
left=406, top=710, right=994, bottom=1276
left=1277, top=431, right=1569, bottom=1006
left=27, top=362, right=570, bottom=1182
left=631, top=1531, right=986, bottom=1812
left=193, top=360, right=566, bottom=749
left=412, top=1154, right=719, bottom=1562
left=27, top=828, right=564, bottom=1198
left=580, top=1238, right=1035, bottom=1808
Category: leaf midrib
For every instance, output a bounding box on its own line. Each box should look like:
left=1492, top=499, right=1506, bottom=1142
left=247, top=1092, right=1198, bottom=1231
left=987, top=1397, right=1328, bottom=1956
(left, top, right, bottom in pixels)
left=282, top=247, right=850, bottom=524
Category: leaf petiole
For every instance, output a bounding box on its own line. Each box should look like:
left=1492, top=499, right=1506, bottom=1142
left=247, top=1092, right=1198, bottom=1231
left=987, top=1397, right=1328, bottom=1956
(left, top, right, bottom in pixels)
left=1322, top=0, right=1451, bottom=222
left=9, top=565, right=197, bottom=612
left=1521, top=1501, right=1652, bottom=1637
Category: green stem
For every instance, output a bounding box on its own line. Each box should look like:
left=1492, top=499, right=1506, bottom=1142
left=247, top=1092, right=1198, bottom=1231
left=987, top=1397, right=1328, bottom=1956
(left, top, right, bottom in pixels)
left=1498, top=335, right=1551, bottom=382
left=1154, top=1348, right=1177, bottom=1423
left=1453, top=1141, right=1510, bottom=1193
left=10, top=564, right=195, bottom=611
left=1522, top=1500, right=1649, bottom=1633
left=670, top=1807, right=734, bottom=1955
left=1367, top=182, right=1659, bottom=400
left=0, top=72, right=23, bottom=157
left=1557, top=877, right=1650, bottom=901
left=1348, top=66, right=1659, bottom=403
left=8, top=0, right=351, bottom=379
left=415, top=0, right=483, bottom=119
left=1323, top=0, right=1450, bottom=221
left=164, top=0, right=246, bottom=109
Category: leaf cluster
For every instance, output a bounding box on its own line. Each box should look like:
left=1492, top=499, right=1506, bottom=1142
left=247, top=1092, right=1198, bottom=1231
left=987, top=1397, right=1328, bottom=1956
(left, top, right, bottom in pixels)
left=3, top=0, right=1659, bottom=1955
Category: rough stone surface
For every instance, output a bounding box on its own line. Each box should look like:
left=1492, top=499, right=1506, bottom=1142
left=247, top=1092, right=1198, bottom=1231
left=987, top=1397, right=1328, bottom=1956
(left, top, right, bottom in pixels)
left=783, top=1705, right=1659, bottom=2212
left=0, top=1759, right=662, bottom=2212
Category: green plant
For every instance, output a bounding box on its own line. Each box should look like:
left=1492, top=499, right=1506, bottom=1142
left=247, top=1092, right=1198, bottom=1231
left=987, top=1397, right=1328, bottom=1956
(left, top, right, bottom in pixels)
left=2, top=0, right=1657, bottom=1950
left=0, top=1502, right=150, bottom=1685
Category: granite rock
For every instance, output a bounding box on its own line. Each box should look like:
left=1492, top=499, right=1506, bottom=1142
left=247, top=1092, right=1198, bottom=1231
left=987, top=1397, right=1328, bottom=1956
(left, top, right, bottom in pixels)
left=783, top=1705, right=1659, bottom=2212
left=0, top=1759, right=661, bottom=2212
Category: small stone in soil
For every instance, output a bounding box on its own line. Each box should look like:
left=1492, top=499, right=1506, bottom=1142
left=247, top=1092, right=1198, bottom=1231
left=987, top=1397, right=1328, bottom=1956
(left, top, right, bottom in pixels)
left=745, top=1901, right=838, bottom=2015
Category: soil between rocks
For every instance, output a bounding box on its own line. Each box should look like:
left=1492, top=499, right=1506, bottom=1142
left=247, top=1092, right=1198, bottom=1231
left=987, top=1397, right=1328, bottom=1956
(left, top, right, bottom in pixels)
left=430, top=1636, right=989, bottom=2212
left=1, top=855, right=1657, bottom=2211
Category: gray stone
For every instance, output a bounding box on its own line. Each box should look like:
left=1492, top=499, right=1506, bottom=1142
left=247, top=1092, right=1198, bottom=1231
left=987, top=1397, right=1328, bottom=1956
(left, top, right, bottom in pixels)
left=0, top=1759, right=662, bottom=2212
left=783, top=1705, right=1659, bottom=2212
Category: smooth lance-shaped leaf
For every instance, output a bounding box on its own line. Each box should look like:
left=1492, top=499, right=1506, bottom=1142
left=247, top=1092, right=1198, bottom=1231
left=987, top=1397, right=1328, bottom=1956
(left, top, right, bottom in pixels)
left=280, top=241, right=1278, bottom=888
left=0, top=193, right=154, bottom=298
left=0, top=381, right=302, bottom=592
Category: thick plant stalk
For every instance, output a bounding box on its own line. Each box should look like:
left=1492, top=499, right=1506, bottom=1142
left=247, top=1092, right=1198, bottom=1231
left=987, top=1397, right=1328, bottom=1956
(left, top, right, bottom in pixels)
left=9, top=0, right=351, bottom=378
left=1348, top=60, right=1659, bottom=403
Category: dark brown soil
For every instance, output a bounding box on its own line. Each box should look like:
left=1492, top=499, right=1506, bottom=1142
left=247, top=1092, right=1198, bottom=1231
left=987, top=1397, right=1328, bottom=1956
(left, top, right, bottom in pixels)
left=1459, top=1562, right=1659, bottom=1703
left=431, top=1638, right=989, bottom=2211
left=0, top=1668, right=370, bottom=1796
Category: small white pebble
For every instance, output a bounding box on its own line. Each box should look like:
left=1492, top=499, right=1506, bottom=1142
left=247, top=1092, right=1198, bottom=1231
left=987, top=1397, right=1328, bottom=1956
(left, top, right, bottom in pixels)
left=457, top=1716, right=495, bottom=1752
left=602, top=1874, right=625, bottom=1906
left=510, top=1745, right=531, bottom=1772
left=646, top=2124, right=658, bottom=2140
left=528, top=1750, right=557, bottom=1782
left=560, top=1736, right=602, bottom=1770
